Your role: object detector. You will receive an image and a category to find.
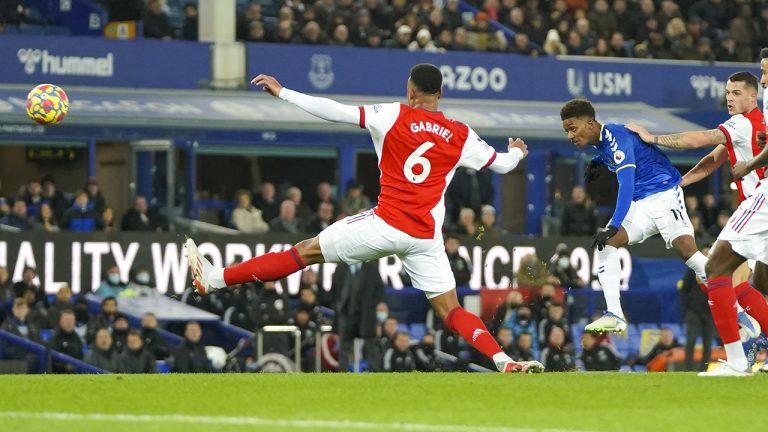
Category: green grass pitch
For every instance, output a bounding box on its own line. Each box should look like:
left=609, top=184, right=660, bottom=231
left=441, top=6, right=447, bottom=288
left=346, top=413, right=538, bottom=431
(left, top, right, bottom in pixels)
left=0, top=373, right=763, bottom=432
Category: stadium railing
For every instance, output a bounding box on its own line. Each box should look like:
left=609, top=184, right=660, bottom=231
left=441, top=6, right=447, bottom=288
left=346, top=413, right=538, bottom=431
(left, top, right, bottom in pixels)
left=0, top=330, right=108, bottom=374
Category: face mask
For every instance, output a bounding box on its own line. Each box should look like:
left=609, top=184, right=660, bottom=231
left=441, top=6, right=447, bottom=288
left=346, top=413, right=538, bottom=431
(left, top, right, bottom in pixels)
left=558, top=257, right=570, bottom=269
left=136, top=273, right=150, bottom=285
left=376, top=311, right=388, bottom=323
left=108, top=274, right=120, bottom=285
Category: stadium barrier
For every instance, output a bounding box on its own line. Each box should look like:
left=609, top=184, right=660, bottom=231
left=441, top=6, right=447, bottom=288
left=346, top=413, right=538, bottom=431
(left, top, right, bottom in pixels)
left=0, top=329, right=108, bottom=374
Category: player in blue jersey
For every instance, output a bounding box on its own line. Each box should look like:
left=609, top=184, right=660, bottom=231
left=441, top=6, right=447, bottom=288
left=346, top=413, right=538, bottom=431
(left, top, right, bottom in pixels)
left=560, top=99, right=709, bottom=333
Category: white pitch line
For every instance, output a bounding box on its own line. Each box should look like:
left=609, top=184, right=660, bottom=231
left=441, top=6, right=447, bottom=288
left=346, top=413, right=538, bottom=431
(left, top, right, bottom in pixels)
left=0, top=411, right=595, bottom=432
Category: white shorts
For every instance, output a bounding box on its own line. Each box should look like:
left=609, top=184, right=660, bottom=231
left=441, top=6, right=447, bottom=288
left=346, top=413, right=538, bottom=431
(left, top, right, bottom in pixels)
left=621, top=186, right=694, bottom=249
left=717, top=192, right=768, bottom=263
left=318, top=210, right=454, bottom=299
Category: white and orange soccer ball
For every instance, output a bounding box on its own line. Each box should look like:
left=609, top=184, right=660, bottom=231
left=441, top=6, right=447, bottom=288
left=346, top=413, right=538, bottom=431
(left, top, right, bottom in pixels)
left=26, top=84, right=69, bottom=125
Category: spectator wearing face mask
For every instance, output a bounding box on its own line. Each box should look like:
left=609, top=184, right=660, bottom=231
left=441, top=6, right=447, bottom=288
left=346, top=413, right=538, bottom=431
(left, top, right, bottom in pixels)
left=96, top=265, right=127, bottom=298
left=124, top=266, right=157, bottom=297
left=549, top=250, right=585, bottom=289
left=502, top=304, right=538, bottom=354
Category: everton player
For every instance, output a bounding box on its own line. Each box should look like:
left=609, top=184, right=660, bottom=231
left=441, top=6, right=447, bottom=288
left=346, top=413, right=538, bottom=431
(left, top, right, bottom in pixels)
left=560, top=99, right=709, bottom=335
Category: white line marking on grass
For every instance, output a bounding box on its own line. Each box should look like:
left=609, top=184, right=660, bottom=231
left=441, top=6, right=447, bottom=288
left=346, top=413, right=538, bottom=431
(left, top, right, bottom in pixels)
left=0, top=411, right=595, bottom=432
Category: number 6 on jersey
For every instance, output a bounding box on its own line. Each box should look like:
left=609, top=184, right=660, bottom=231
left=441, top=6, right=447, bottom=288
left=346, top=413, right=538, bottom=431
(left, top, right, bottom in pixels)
left=404, top=141, right=435, bottom=183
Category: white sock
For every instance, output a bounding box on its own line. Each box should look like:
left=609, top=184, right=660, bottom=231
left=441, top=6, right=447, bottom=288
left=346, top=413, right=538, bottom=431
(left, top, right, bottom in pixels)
left=685, top=251, right=708, bottom=284
left=493, top=352, right=512, bottom=367
left=210, top=267, right=226, bottom=288
left=724, top=341, right=748, bottom=371
left=597, top=245, right=624, bottom=318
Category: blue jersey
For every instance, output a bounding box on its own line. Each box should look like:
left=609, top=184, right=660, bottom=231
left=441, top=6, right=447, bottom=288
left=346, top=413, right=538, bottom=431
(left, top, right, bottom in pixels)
left=593, top=124, right=681, bottom=200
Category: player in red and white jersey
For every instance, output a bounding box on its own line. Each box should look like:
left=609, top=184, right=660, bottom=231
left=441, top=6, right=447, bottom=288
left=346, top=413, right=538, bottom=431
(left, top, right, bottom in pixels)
left=629, top=72, right=768, bottom=376
left=185, top=64, right=543, bottom=373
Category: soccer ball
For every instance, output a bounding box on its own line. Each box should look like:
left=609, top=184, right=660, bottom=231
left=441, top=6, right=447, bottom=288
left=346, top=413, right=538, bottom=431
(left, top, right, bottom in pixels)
left=26, top=84, right=69, bottom=125
left=739, top=313, right=761, bottom=343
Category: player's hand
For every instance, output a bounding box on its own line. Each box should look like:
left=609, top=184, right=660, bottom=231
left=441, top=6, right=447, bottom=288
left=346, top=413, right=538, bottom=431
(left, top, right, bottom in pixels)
left=732, top=161, right=750, bottom=180
left=758, top=131, right=766, bottom=150
left=625, top=124, right=654, bottom=144
left=509, top=138, right=528, bottom=158
left=584, top=158, right=601, bottom=183
left=251, top=74, right=284, bottom=97
left=679, top=175, right=691, bottom=187
left=592, top=225, right=619, bottom=251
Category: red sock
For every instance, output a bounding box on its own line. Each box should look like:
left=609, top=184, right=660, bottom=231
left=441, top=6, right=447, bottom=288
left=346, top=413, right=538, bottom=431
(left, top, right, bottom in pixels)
left=707, top=276, right=740, bottom=344
left=223, top=247, right=306, bottom=285
left=444, top=306, right=503, bottom=361
left=735, top=281, right=768, bottom=334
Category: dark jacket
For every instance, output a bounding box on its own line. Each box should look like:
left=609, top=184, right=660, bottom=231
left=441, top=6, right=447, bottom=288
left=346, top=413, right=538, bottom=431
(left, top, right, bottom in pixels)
left=48, top=330, right=83, bottom=373
left=0, top=213, right=30, bottom=230
left=580, top=344, right=621, bottom=371
left=680, top=268, right=710, bottom=315
left=87, top=313, right=116, bottom=344
left=382, top=347, right=416, bottom=372
left=119, top=348, right=156, bottom=373
left=60, top=206, right=99, bottom=232
left=540, top=345, right=575, bottom=372
left=332, top=262, right=385, bottom=341
left=13, top=281, right=48, bottom=308
left=560, top=203, right=597, bottom=236
left=0, top=316, right=42, bottom=360
left=172, top=340, right=209, bottom=373
left=447, top=252, right=471, bottom=287
left=142, top=328, right=170, bottom=360
left=121, top=209, right=164, bottom=231
left=446, top=167, right=494, bottom=223
left=412, top=343, right=437, bottom=372
left=84, top=347, right=120, bottom=372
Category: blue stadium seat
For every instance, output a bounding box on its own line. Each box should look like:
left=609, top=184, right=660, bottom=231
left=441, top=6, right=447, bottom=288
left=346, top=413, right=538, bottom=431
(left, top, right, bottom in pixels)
left=612, top=336, right=630, bottom=356
left=637, top=323, right=658, bottom=333
left=626, top=323, right=639, bottom=338
left=397, top=323, right=410, bottom=334
left=156, top=360, right=171, bottom=373
left=409, top=323, right=427, bottom=341
left=661, top=323, right=684, bottom=340
left=39, top=329, right=54, bottom=342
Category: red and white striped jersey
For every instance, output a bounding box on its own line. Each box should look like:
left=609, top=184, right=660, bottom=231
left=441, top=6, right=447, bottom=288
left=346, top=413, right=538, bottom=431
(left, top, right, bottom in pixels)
left=358, top=103, right=497, bottom=239
left=718, top=107, right=767, bottom=202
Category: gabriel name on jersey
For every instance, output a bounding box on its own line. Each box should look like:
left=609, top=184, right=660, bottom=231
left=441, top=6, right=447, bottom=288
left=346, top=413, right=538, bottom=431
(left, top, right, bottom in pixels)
left=594, top=124, right=682, bottom=200
left=409, top=121, right=455, bottom=142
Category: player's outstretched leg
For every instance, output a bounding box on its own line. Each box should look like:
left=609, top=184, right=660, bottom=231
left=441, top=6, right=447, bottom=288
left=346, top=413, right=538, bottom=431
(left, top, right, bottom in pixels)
left=186, top=238, right=308, bottom=295
left=430, top=291, right=543, bottom=373
left=699, top=241, right=752, bottom=377
left=586, top=243, right=627, bottom=333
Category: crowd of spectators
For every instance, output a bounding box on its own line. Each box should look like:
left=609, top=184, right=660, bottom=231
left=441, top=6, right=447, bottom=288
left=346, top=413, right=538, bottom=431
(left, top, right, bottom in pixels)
left=3, top=0, right=765, bottom=62
left=0, top=176, right=168, bottom=233
left=0, top=268, right=201, bottom=373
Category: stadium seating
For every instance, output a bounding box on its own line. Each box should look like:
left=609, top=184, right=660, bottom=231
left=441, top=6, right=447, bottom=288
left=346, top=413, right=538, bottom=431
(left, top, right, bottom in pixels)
left=409, top=323, right=427, bottom=342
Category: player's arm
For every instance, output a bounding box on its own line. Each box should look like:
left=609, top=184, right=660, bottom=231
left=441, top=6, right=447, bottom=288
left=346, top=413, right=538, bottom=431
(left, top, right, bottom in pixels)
left=733, top=138, right=768, bottom=180
left=251, top=74, right=360, bottom=125
left=608, top=165, right=635, bottom=230
left=680, top=145, right=729, bottom=187
left=486, top=138, right=528, bottom=174
left=625, top=124, right=726, bottom=149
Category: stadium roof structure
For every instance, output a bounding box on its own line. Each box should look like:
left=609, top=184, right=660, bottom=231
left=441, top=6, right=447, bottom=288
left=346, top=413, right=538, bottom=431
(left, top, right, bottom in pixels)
left=0, top=84, right=704, bottom=152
